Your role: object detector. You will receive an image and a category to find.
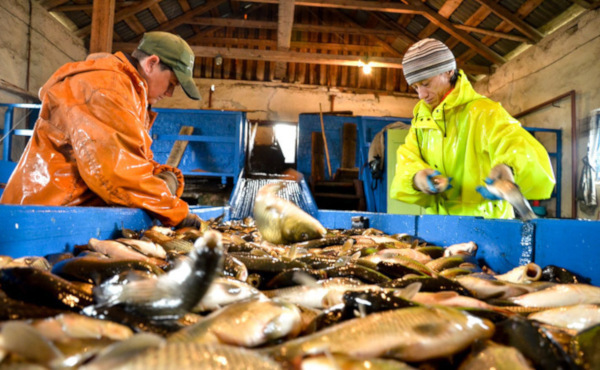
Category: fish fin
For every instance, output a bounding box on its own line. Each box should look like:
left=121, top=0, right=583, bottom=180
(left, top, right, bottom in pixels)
left=393, top=282, right=422, bottom=300
left=0, top=321, right=63, bottom=364
left=292, top=271, right=318, bottom=287
left=80, top=333, right=164, bottom=370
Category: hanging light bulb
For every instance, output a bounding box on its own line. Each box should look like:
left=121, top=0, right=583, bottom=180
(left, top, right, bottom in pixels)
left=358, top=57, right=372, bottom=74
left=215, top=54, right=223, bottom=66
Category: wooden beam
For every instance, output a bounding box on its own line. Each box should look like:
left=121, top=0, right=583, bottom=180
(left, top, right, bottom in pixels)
left=245, top=0, right=418, bottom=14
left=407, top=0, right=506, bottom=65
left=53, top=2, right=138, bottom=12
left=455, top=24, right=531, bottom=43
left=188, top=17, right=409, bottom=37
left=0, top=79, right=39, bottom=101
left=473, top=0, right=543, bottom=42
left=89, top=0, right=115, bottom=53
left=417, top=0, right=462, bottom=39
left=331, top=9, right=403, bottom=58
left=275, top=0, right=295, bottom=79
left=76, top=0, right=160, bottom=38
left=113, top=42, right=490, bottom=74
left=41, top=0, right=70, bottom=10
left=151, top=0, right=227, bottom=33
left=149, top=3, right=169, bottom=24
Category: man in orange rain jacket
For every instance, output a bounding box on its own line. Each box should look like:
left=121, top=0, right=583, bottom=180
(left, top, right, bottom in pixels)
left=1, top=32, right=203, bottom=228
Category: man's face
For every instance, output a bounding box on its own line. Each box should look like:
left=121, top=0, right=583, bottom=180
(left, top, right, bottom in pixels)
left=410, top=70, right=453, bottom=109
left=141, top=56, right=179, bottom=105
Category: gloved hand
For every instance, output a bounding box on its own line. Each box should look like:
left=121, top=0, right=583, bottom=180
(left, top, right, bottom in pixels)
left=176, top=213, right=203, bottom=229
left=488, top=164, right=514, bottom=183
left=156, top=171, right=179, bottom=196
left=413, top=169, right=452, bottom=194
left=476, top=178, right=504, bottom=200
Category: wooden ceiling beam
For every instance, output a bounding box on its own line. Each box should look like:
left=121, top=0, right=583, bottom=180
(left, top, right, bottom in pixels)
left=331, top=9, right=403, bottom=58
left=275, top=0, right=295, bottom=79
left=76, top=0, right=161, bottom=38
left=188, top=17, right=408, bottom=37
left=89, top=0, right=115, bottom=53
left=41, top=0, right=71, bottom=11
left=112, top=42, right=490, bottom=74
left=473, top=0, right=543, bottom=42
left=186, top=36, right=389, bottom=53
left=417, top=0, right=462, bottom=39
left=52, top=2, right=138, bottom=12
left=149, top=3, right=169, bottom=24
left=151, top=0, right=228, bottom=33
left=244, top=0, right=419, bottom=14
left=406, top=0, right=506, bottom=65
left=455, top=24, right=531, bottom=44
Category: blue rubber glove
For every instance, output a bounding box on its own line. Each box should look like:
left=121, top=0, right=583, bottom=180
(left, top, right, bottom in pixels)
left=476, top=178, right=503, bottom=200
left=425, top=170, right=442, bottom=193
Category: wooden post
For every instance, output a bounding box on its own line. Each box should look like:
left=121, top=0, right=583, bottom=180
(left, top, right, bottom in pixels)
left=89, top=0, right=116, bottom=53
left=319, top=103, right=332, bottom=179
left=341, top=123, right=356, bottom=169
left=311, top=132, right=325, bottom=186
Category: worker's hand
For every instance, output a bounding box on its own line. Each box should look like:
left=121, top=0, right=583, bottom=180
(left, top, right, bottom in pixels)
left=488, top=164, right=514, bottom=183
left=176, top=213, right=203, bottom=229
left=413, top=169, right=452, bottom=194
left=156, top=171, right=179, bottom=196
left=476, top=178, right=504, bottom=200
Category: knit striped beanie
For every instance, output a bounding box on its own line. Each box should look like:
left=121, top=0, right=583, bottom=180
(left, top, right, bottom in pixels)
left=402, top=38, right=457, bottom=86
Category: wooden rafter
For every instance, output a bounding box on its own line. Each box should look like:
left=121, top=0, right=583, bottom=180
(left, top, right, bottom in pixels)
left=75, top=0, right=161, bottom=38
left=275, top=0, right=295, bottom=79
left=473, top=0, right=543, bottom=42
left=406, top=0, right=506, bottom=65
left=112, top=42, right=490, bottom=75
left=245, top=0, right=418, bottom=14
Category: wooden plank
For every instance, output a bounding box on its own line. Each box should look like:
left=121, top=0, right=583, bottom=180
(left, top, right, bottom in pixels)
left=245, top=0, right=418, bottom=14
left=473, top=0, right=543, bottom=42
left=124, top=15, right=146, bottom=35
left=275, top=0, right=294, bottom=80
left=149, top=3, right=168, bottom=24
left=417, top=0, right=462, bottom=39
left=407, top=0, right=506, bottom=65
left=89, top=0, right=115, bottom=53
left=455, top=24, right=531, bottom=43
left=166, top=126, right=195, bottom=168
left=77, top=0, right=160, bottom=38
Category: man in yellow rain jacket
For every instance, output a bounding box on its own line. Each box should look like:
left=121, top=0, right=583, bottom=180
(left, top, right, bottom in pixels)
left=1, top=32, right=202, bottom=227
left=390, top=38, right=555, bottom=218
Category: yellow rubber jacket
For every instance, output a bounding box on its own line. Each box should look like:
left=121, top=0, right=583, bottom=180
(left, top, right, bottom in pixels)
left=0, top=52, right=189, bottom=226
left=390, top=70, right=556, bottom=218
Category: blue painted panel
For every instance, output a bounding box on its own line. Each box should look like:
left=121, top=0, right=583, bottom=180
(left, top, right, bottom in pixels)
left=0, top=160, right=16, bottom=184
left=297, top=114, right=359, bottom=182
left=150, top=109, right=246, bottom=179
left=534, top=218, right=599, bottom=284
left=417, top=215, right=528, bottom=274
left=0, top=205, right=152, bottom=258
left=318, top=210, right=416, bottom=236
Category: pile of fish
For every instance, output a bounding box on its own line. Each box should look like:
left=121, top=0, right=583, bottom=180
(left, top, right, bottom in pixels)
left=0, top=184, right=599, bottom=369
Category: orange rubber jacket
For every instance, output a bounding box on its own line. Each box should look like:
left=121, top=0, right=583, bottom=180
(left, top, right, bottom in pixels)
left=0, top=52, right=189, bottom=226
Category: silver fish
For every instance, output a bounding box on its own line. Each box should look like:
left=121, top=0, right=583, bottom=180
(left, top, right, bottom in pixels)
left=443, top=241, right=478, bottom=257
left=528, top=304, right=600, bottom=332
left=508, top=283, right=600, bottom=308
left=484, top=179, right=537, bottom=221
left=261, top=306, right=494, bottom=362
left=193, top=277, right=267, bottom=312
left=103, top=343, right=282, bottom=370
left=459, top=341, right=534, bottom=370
left=169, top=299, right=302, bottom=347
left=116, top=238, right=166, bottom=259
left=87, top=238, right=152, bottom=263
left=32, top=313, right=133, bottom=341
left=300, top=353, right=417, bottom=369
left=93, top=230, right=224, bottom=319
left=495, top=263, right=543, bottom=284
left=253, top=182, right=326, bottom=244
left=456, top=275, right=554, bottom=300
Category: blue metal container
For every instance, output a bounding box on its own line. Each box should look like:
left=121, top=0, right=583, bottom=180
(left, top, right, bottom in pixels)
left=1, top=205, right=597, bottom=286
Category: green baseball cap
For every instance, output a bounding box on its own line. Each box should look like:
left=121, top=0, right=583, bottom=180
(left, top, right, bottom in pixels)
left=137, top=31, right=201, bottom=100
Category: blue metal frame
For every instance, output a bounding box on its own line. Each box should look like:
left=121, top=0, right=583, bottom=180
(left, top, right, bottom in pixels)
left=1, top=205, right=597, bottom=285
left=0, top=104, right=248, bottom=187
